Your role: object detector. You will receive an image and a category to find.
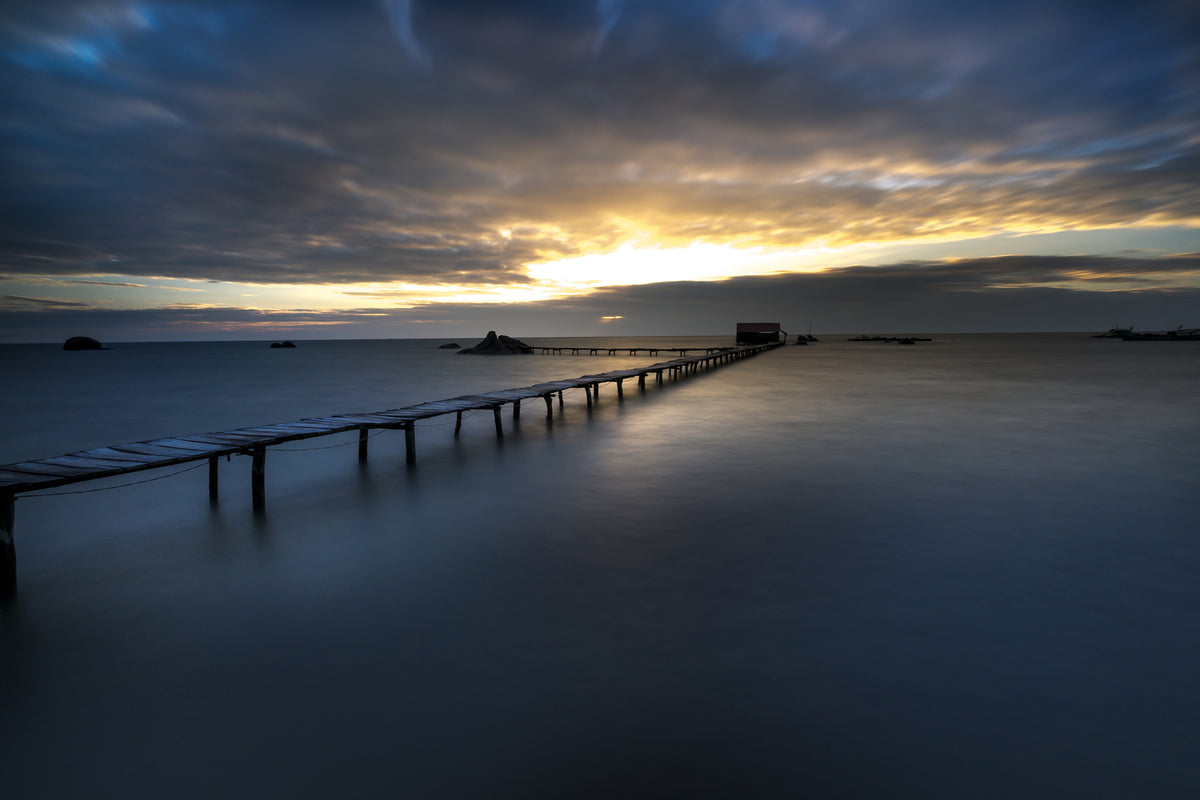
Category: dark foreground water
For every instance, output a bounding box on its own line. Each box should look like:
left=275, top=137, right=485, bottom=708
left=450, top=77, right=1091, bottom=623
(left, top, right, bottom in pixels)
left=2, top=334, right=1198, bottom=798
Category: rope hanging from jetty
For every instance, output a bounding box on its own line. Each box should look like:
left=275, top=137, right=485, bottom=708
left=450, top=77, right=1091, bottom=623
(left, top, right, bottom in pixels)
left=24, top=460, right=211, bottom=498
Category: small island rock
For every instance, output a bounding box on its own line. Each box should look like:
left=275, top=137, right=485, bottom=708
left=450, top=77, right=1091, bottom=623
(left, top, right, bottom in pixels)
left=458, top=331, right=533, bottom=355
left=437, top=342, right=461, bottom=349
left=63, top=336, right=103, bottom=351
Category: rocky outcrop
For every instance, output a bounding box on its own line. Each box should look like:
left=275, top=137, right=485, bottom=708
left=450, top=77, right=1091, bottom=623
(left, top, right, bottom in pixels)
left=270, top=341, right=297, bottom=348
left=458, top=331, right=533, bottom=355
left=437, top=342, right=461, bottom=349
left=63, top=336, right=103, bottom=351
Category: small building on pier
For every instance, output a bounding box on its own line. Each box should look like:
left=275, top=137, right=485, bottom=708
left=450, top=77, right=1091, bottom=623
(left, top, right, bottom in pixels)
left=736, top=322, right=782, bottom=345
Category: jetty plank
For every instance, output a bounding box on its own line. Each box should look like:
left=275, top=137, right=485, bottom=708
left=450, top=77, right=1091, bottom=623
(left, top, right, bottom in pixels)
left=71, top=447, right=177, bottom=464
left=151, top=438, right=231, bottom=452
left=38, top=455, right=140, bottom=471
left=8, top=461, right=107, bottom=478
left=113, top=442, right=226, bottom=457
left=173, top=433, right=273, bottom=446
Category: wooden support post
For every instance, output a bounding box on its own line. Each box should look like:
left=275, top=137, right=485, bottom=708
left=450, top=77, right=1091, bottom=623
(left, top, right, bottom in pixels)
left=656, top=370, right=663, bottom=383
left=358, top=428, right=369, bottom=463
left=593, top=383, right=600, bottom=403
left=404, top=421, right=416, bottom=465
left=493, top=405, right=504, bottom=438
left=543, top=393, right=553, bottom=419
left=558, top=390, right=564, bottom=407
left=2, top=492, right=15, bottom=600
left=638, top=373, right=646, bottom=388
left=585, top=385, right=592, bottom=408
left=454, top=411, right=463, bottom=437
left=512, top=399, right=521, bottom=422
left=251, top=446, right=266, bottom=512
left=617, top=378, right=624, bottom=399
left=208, top=455, right=220, bottom=502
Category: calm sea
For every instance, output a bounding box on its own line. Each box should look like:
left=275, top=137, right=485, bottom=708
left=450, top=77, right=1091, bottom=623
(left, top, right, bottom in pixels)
left=1, top=334, right=1198, bottom=798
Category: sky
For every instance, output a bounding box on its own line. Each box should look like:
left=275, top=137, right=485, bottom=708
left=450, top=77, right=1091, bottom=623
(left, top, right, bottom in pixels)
left=1, top=0, right=1198, bottom=341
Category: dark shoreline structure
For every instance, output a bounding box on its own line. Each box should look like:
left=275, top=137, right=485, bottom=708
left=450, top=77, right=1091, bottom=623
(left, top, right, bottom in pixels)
left=1119, top=326, right=1199, bottom=341
left=847, top=335, right=932, bottom=343
left=0, top=341, right=783, bottom=599
left=458, top=331, right=533, bottom=354
left=62, top=336, right=104, bottom=351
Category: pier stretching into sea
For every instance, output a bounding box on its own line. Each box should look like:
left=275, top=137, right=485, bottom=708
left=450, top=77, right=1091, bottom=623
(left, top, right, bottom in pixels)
left=0, top=341, right=782, bottom=597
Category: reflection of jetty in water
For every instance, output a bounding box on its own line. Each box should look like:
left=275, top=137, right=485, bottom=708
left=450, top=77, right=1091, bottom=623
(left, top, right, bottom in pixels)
left=847, top=336, right=932, bottom=344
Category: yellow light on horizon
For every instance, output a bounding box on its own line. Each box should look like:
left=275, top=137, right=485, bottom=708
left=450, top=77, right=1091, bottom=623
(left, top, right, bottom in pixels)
left=526, top=242, right=785, bottom=290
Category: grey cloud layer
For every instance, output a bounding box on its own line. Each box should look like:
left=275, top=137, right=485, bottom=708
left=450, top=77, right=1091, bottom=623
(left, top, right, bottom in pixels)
left=1, top=0, right=1197, bottom=286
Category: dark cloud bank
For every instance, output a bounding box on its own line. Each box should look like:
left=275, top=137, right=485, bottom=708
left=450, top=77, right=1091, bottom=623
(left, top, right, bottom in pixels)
left=4, top=254, right=1197, bottom=342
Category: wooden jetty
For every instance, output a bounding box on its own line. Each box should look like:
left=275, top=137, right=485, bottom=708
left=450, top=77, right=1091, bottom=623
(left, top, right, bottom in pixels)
left=531, top=346, right=730, bottom=356
left=0, top=342, right=782, bottom=597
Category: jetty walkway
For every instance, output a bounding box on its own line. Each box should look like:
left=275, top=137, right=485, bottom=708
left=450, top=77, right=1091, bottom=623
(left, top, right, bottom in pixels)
left=532, top=346, right=729, bottom=356
left=0, top=341, right=783, bottom=596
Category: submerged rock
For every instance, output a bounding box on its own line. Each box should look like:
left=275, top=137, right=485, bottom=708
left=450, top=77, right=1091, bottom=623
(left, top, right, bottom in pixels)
left=458, top=331, right=533, bottom=355
left=63, top=336, right=103, bottom=351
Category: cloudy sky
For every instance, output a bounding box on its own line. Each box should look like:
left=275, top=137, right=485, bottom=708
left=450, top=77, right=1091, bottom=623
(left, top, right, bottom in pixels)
left=1, top=0, right=1197, bottom=341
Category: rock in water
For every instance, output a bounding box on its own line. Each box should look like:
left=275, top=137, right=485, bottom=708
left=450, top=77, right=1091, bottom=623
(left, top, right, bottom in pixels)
left=63, top=336, right=103, bottom=351
left=458, top=331, right=533, bottom=355
left=437, top=342, right=461, bottom=349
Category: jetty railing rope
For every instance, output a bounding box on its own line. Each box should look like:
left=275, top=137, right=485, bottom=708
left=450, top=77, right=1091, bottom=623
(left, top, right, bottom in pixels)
left=0, top=341, right=783, bottom=598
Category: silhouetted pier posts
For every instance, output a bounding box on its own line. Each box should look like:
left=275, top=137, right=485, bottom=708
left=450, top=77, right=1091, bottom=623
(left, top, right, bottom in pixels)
left=404, top=422, right=417, bottom=464
left=251, top=446, right=266, bottom=512
left=209, top=456, right=220, bottom=502
left=2, top=492, right=15, bottom=599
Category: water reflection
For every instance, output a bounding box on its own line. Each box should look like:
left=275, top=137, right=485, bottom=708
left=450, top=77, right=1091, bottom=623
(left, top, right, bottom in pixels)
left=2, top=336, right=1199, bottom=797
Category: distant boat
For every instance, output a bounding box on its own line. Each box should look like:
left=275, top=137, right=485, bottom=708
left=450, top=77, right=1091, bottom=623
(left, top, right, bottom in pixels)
left=1119, top=326, right=1200, bottom=341
left=1093, top=326, right=1133, bottom=338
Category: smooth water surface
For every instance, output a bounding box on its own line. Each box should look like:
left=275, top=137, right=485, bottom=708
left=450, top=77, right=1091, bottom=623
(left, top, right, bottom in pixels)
left=2, top=335, right=1198, bottom=798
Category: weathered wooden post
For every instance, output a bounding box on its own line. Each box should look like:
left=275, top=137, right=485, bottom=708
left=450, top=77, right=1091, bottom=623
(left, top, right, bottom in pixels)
left=208, top=455, right=220, bottom=502
left=558, top=390, right=564, bottom=408
left=593, top=382, right=600, bottom=403
left=543, top=394, right=553, bottom=419
left=512, top=399, right=521, bottom=422
left=251, top=445, right=266, bottom=512
left=404, top=421, right=416, bottom=464
left=2, top=492, right=15, bottom=600
left=454, top=411, right=463, bottom=437
left=492, top=405, right=504, bottom=438
left=638, top=373, right=646, bottom=389
left=585, top=385, right=592, bottom=408
left=617, top=378, right=624, bottom=399
left=358, top=428, right=369, bottom=463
